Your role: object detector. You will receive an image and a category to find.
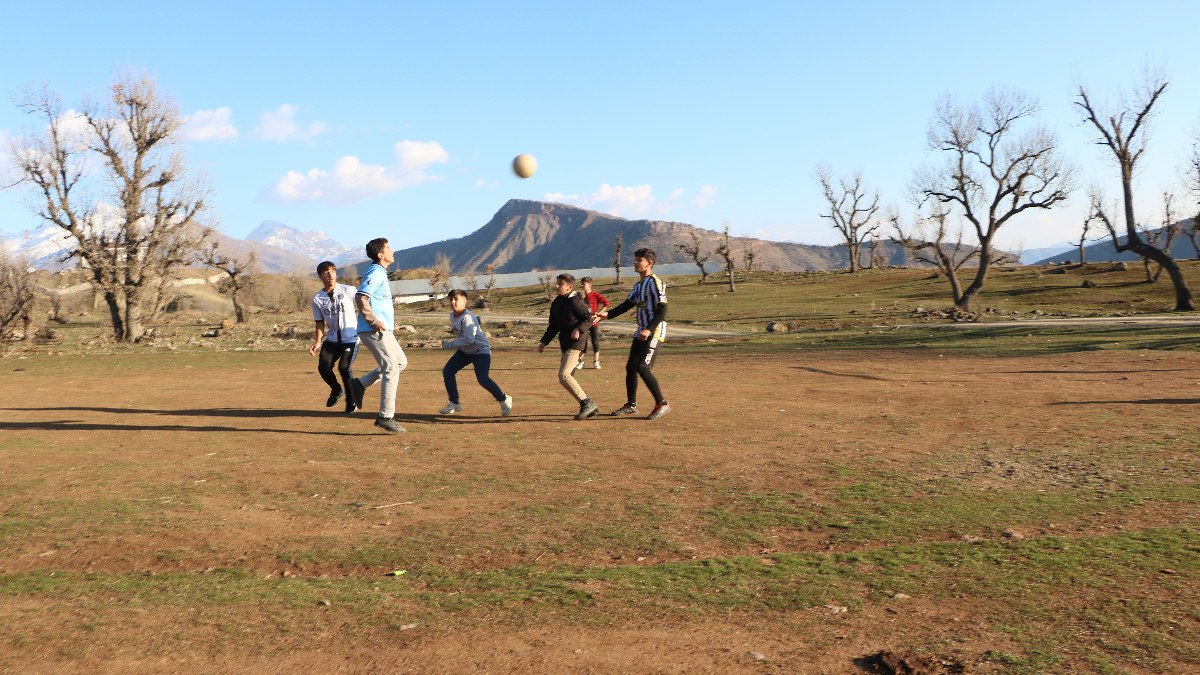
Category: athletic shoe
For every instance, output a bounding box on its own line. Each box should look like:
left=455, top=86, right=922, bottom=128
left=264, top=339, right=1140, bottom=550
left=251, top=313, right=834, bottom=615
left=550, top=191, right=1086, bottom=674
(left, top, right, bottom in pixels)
left=610, top=403, right=638, bottom=416
left=647, top=402, right=671, bottom=420
left=374, top=416, right=405, bottom=433
left=344, top=403, right=358, bottom=414
left=575, top=398, right=599, bottom=420
left=593, top=361, right=601, bottom=370
left=326, top=388, right=343, bottom=407
left=574, top=360, right=584, bottom=371
left=439, top=402, right=462, bottom=415
left=349, top=378, right=365, bottom=409
left=499, top=395, right=513, bottom=417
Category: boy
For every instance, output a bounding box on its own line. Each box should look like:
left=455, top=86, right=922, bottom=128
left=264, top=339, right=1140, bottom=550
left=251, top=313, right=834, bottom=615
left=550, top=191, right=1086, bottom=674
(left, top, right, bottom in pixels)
left=352, top=238, right=408, bottom=433
left=537, top=273, right=599, bottom=420
left=309, top=261, right=369, bottom=413
left=596, top=248, right=671, bottom=420
left=578, top=276, right=610, bottom=370
left=439, top=289, right=513, bottom=416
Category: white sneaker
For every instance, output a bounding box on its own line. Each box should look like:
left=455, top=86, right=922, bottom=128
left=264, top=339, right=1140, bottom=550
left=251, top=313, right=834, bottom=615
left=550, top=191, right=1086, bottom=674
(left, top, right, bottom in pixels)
left=439, top=402, right=461, bottom=414
left=574, top=360, right=584, bottom=371
left=499, top=395, right=513, bottom=417
left=593, top=361, right=601, bottom=369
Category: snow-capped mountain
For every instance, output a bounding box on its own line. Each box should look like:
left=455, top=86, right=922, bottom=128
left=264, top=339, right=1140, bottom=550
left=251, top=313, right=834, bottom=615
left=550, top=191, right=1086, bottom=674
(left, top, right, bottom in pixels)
left=246, top=220, right=357, bottom=264
left=1, top=226, right=79, bottom=270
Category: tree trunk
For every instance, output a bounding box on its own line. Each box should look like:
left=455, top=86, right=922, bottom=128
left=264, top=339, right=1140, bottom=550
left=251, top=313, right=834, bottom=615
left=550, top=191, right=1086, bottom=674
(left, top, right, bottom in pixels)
left=123, top=295, right=146, bottom=342
left=955, top=250, right=993, bottom=313
left=1078, top=244, right=1086, bottom=265
left=847, top=242, right=860, bottom=273
left=726, top=268, right=736, bottom=293
left=104, top=292, right=125, bottom=342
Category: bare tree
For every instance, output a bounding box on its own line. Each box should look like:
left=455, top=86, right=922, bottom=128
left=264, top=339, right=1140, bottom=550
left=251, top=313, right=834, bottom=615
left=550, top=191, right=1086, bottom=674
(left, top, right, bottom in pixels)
left=481, top=262, right=498, bottom=307
left=913, top=88, right=1072, bottom=312
left=742, top=239, right=758, bottom=272
left=201, top=242, right=259, bottom=323
left=1183, top=133, right=1200, bottom=259
left=612, top=232, right=624, bottom=286
left=1139, top=192, right=1180, bottom=282
left=866, top=232, right=884, bottom=269
left=715, top=223, right=737, bottom=292
left=535, top=269, right=555, bottom=301
left=11, top=74, right=212, bottom=341
left=676, top=230, right=711, bottom=282
left=816, top=166, right=881, bottom=272
left=1076, top=207, right=1102, bottom=265
left=891, top=205, right=978, bottom=306
left=429, top=253, right=452, bottom=307
left=0, top=246, right=36, bottom=340
left=1076, top=74, right=1194, bottom=310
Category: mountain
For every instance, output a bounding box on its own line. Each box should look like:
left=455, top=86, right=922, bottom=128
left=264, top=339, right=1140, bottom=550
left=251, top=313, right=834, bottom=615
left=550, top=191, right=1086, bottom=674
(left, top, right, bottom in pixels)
left=1020, top=242, right=1074, bottom=265
left=373, top=199, right=911, bottom=275
left=3, top=223, right=317, bottom=274
left=1033, top=220, right=1199, bottom=264
left=245, top=221, right=357, bottom=265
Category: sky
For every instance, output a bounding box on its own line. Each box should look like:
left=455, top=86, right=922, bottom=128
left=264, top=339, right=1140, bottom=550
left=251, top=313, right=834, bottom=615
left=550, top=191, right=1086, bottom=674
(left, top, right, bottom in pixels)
left=2, top=1, right=1199, bottom=256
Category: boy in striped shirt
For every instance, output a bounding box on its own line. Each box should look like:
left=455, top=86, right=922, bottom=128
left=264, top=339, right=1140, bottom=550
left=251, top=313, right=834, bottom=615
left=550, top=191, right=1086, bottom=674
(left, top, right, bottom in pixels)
left=595, top=248, right=671, bottom=420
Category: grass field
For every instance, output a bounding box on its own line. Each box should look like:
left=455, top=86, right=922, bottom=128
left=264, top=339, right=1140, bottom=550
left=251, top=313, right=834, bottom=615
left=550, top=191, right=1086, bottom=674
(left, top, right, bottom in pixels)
left=2, top=264, right=1198, bottom=672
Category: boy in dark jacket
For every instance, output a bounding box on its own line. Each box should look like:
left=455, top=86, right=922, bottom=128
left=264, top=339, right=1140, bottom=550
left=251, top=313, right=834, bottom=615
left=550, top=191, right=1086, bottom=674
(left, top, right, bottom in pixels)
left=537, top=273, right=600, bottom=420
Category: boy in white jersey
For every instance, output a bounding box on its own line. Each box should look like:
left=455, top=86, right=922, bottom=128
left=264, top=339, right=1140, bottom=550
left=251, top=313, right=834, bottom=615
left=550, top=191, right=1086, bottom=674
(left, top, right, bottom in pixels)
left=596, top=247, right=671, bottom=420
left=309, top=261, right=371, bottom=413
left=438, top=289, right=513, bottom=416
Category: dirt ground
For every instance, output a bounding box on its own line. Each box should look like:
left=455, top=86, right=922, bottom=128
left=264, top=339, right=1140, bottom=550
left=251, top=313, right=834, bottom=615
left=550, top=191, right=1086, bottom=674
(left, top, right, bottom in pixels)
left=1, top=343, right=1198, bottom=673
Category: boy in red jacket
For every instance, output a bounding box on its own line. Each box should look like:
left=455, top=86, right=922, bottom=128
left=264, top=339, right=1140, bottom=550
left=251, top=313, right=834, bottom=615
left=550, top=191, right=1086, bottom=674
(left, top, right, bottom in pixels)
left=578, top=276, right=611, bottom=370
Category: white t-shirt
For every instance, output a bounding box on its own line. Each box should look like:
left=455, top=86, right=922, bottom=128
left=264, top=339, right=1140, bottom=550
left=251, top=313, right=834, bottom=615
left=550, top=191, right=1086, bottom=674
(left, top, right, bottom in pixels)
left=311, top=283, right=359, bottom=343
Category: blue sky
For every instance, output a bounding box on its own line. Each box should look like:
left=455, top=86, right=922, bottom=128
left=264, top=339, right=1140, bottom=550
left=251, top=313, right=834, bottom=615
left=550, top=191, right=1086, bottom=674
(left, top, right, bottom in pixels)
left=2, top=1, right=1198, bottom=256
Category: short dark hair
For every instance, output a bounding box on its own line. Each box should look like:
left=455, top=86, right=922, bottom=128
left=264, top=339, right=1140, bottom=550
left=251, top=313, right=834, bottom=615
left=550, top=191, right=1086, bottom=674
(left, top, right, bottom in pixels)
left=556, top=273, right=576, bottom=286
left=447, top=289, right=468, bottom=302
left=580, top=276, right=594, bottom=284
left=633, top=248, right=656, bottom=264
left=365, top=238, right=389, bottom=262
left=316, top=260, right=336, bottom=274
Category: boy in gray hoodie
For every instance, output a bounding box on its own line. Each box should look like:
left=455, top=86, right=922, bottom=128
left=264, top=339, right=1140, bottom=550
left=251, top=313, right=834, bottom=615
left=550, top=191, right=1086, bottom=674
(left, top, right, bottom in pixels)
left=439, top=289, right=513, bottom=416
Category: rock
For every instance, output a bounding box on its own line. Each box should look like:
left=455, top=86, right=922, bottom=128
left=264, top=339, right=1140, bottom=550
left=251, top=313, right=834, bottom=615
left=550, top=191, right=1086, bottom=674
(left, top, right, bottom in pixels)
left=1003, top=529, right=1025, bottom=540
left=824, top=604, right=849, bottom=614
left=317, top=599, right=331, bottom=606
left=748, top=652, right=767, bottom=662
left=221, top=318, right=236, bottom=330
left=891, top=592, right=911, bottom=599
left=397, top=324, right=417, bottom=334
left=202, top=328, right=221, bottom=338
left=766, top=321, right=788, bottom=333
left=1081, top=279, right=1097, bottom=288
left=1111, top=261, right=1129, bottom=271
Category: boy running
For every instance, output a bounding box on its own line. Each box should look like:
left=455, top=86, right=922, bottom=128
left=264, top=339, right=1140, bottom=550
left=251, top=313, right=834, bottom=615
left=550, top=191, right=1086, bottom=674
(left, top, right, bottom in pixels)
left=352, top=238, right=408, bottom=433
left=537, top=273, right=600, bottom=420
left=596, top=248, right=671, bottom=420
left=309, top=261, right=368, bottom=413
left=438, top=289, right=513, bottom=417
left=578, top=276, right=610, bottom=370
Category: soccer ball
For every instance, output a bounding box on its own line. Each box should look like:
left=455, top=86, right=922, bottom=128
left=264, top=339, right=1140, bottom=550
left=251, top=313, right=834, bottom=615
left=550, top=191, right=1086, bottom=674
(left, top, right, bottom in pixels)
left=512, top=154, right=537, bottom=179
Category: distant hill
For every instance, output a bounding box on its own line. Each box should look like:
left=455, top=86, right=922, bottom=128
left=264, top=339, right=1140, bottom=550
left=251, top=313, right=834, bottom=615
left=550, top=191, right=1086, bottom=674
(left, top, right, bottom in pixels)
left=1033, top=220, right=1199, bottom=264
left=245, top=221, right=358, bottom=266
left=369, top=199, right=911, bottom=276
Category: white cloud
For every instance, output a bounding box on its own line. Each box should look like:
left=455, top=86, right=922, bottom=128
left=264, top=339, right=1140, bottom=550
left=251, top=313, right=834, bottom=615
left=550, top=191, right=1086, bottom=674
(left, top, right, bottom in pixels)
left=544, top=183, right=688, bottom=218
left=254, top=104, right=327, bottom=143
left=694, top=184, right=719, bottom=208
left=268, top=140, right=449, bottom=205
left=181, top=107, right=238, bottom=141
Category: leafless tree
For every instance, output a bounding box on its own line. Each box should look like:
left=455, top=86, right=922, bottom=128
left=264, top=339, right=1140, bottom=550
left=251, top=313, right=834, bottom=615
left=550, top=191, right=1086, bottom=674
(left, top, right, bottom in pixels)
left=0, top=246, right=36, bottom=340
left=676, top=230, right=711, bottom=282
left=1183, top=132, right=1200, bottom=259
left=891, top=205, right=978, bottom=306
left=741, top=239, right=758, bottom=272
left=816, top=166, right=881, bottom=272
left=481, top=262, right=498, bottom=307
left=429, top=253, right=452, bottom=307
left=866, top=232, right=885, bottom=269
left=612, top=232, right=624, bottom=286
left=1075, top=74, right=1193, bottom=310
left=715, top=222, right=737, bottom=292
left=201, top=242, right=259, bottom=323
left=913, top=88, right=1072, bottom=312
left=535, top=269, right=555, bottom=301
left=10, top=74, right=212, bottom=341
left=1076, top=207, right=1103, bottom=265
left=1139, top=192, right=1180, bottom=282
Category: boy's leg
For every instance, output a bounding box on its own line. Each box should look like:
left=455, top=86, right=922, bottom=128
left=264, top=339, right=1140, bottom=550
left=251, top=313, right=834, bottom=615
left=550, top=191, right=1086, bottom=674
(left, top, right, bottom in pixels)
left=360, top=330, right=407, bottom=419
left=557, top=349, right=587, bottom=403
left=316, top=342, right=342, bottom=392
left=634, top=337, right=665, bottom=405
left=467, top=352, right=506, bottom=400
left=589, top=325, right=601, bottom=366
left=623, top=339, right=643, bottom=405
left=442, top=350, right=470, bottom=404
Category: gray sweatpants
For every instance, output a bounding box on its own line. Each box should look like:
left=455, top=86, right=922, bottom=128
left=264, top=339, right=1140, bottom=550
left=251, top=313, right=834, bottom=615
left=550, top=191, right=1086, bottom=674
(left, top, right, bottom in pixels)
left=359, top=330, right=408, bottom=419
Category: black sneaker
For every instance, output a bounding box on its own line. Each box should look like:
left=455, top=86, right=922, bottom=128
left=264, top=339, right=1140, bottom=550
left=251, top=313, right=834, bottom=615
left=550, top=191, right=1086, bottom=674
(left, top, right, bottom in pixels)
left=326, top=388, right=343, bottom=407
left=610, top=403, right=638, bottom=416
left=344, top=403, right=358, bottom=415
left=374, top=416, right=405, bottom=433
left=575, top=398, right=599, bottom=420
left=349, top=378, right=365, bottom=409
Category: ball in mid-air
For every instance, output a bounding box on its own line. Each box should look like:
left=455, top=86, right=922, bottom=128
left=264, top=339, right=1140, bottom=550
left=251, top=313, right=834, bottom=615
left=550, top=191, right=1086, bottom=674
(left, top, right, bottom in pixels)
left=512, top=154, right=538, bottom=179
